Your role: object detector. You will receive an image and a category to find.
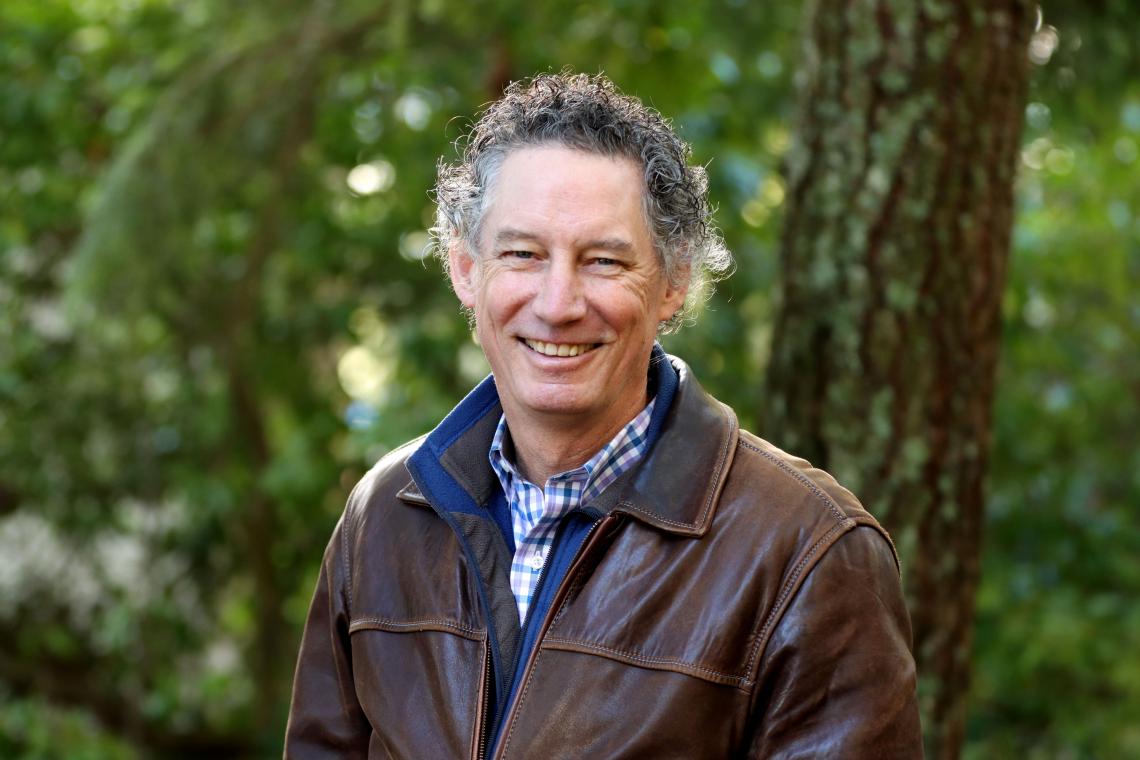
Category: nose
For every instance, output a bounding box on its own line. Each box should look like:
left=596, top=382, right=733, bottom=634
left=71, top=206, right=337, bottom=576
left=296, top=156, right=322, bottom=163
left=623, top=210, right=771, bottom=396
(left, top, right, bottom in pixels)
left=531, top=258, right=587, bottom=324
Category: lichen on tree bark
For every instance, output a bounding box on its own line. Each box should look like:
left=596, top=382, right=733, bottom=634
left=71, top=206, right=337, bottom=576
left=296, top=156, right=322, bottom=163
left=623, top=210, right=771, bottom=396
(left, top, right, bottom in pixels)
left=764, top=1, right=1034, bottom=757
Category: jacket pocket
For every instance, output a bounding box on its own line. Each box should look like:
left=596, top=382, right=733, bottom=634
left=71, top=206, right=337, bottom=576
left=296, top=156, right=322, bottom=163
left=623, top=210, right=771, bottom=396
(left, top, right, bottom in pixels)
left=497, top=646, right=751, bottom=759
left=349, top=619, right=487, bottom=760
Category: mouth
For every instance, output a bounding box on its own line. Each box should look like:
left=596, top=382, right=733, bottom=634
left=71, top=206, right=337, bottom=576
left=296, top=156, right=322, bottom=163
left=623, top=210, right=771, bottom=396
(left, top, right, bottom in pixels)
left=521, top=338, right=600, bottom=358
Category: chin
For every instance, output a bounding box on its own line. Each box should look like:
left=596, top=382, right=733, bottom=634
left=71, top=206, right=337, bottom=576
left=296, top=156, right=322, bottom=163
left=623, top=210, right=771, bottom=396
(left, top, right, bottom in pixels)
left=517, top=386, right=596, bottom=417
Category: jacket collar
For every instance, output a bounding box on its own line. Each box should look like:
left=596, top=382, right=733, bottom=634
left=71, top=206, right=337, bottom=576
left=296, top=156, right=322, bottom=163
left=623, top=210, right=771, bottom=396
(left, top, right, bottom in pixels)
left=399, top=346, right=738, bottom=538
left=613, top=355, right=738, bottom=537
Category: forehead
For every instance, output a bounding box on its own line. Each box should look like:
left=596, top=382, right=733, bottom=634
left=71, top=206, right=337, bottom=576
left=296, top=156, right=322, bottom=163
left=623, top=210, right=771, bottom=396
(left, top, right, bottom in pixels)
left=481, top=145, right=650, bottom=245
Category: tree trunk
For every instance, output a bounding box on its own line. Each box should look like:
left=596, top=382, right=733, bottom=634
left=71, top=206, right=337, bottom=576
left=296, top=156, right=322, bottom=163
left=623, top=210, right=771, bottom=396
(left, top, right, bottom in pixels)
left=764, top=2, right=1033, bottom=757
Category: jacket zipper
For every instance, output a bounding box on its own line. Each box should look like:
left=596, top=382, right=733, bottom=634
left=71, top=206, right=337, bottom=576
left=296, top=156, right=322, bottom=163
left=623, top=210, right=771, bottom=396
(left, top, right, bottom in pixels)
left=489, top=513, right=617, bottom=759
left=484, top=519, right=566, bottom=747
left=476, top=640, right=491, bottom=760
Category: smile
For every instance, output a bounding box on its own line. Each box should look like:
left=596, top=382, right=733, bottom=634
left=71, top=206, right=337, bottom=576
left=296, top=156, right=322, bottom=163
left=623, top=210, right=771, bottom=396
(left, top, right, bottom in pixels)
left=522, top=339, right=599, bottom=357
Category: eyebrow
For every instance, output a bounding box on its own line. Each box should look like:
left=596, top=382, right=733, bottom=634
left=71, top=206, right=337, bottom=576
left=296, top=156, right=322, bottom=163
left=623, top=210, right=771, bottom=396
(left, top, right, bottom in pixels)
left=492, top=228, right=634, bottom=253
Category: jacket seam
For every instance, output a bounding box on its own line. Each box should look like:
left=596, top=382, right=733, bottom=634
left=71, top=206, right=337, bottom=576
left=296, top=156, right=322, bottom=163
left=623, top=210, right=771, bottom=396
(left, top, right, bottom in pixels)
left=737, top=439, right=848, bottom=523
left=541, top=636, right=750, bottom=689
left=499, top=647, right=545, bottom=758
left=614, top=401, right=736, bottom=532
left=735, top=436, right=902, bottom=573
left=339, top=513, right=353, bottom=621
left=340, top=463, right=383, bottom=622
left=699, top=402, right=736, bottom=530
left=745, top=520, right=853, bottom=679
left=612, top=501, right=691, bottom=529
left=349, top=616, right=487, bottom=641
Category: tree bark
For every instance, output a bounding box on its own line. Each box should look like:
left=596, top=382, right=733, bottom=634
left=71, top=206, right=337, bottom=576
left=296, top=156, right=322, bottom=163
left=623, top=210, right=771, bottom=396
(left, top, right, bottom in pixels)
left=764, top=2, right=1033, bottom=757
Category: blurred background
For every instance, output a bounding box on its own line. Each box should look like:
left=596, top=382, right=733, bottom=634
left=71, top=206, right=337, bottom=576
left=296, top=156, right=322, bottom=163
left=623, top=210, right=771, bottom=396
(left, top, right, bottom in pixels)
left=1, top=0, right=1137, bottom=758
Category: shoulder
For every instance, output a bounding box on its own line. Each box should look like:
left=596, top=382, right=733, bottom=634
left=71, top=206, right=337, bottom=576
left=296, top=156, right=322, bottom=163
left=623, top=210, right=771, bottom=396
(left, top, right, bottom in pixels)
left=340, top=435, right=427, bottom=536
left=712, top=428, right=908, bottom=678
left=714, top=425, right=901, bottom=583
left=732, top=429, right=886, bottom=531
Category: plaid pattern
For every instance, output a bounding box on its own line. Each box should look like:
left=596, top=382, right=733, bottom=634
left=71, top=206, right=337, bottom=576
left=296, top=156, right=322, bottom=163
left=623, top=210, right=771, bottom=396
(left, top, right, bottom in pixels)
left=489, top=398, right=656, bottom=623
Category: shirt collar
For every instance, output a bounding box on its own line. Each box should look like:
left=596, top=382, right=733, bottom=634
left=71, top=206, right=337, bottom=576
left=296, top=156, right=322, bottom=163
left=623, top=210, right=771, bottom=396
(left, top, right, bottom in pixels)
left=488, top=395, right=657, bottom=498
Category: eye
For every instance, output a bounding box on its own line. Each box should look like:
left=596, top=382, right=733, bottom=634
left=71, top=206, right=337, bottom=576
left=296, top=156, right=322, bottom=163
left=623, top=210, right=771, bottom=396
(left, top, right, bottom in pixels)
left=505, top=250, right=535, bottom=260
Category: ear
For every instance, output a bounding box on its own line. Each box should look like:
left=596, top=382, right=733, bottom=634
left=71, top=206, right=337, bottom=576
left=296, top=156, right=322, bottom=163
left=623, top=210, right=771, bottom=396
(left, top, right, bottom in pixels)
left=448, top=241, right=478, bottom=309
left=657, top=268, right=689, bottom=323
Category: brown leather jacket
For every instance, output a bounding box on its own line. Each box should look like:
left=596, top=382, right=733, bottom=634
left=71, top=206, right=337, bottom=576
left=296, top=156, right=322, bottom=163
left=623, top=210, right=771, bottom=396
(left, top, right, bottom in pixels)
left=285, top=358, right=923, bottom=758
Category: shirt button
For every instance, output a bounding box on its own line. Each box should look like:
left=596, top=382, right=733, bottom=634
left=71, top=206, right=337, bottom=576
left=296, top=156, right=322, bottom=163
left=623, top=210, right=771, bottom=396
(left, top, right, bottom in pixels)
left=528, top=553, right=544, bottom=570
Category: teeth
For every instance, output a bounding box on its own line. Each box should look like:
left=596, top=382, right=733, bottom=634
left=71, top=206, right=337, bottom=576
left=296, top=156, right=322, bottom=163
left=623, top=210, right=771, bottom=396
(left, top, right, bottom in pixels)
left=525, top=339, right=595, bottom=357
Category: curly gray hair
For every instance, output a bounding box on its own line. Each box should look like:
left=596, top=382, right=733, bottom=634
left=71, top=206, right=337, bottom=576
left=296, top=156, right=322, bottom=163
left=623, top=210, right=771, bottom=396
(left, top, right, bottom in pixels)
left=431, top=72, right=732, bottom=331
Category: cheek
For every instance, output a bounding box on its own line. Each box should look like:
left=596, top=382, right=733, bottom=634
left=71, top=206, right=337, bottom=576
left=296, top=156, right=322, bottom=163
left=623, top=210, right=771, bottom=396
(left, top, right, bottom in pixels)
left=604, top=296, right=658, bottom=340
left=474, top=274, right=527, bottom=324
left=618, top=279, right=668, bottom=326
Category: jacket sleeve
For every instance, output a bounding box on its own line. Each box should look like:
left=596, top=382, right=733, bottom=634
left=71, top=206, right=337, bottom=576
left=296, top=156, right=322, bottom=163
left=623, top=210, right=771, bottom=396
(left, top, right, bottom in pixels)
left=747, top=525, right=924, bottom=759
left=284, top=518, right=371, bottom=759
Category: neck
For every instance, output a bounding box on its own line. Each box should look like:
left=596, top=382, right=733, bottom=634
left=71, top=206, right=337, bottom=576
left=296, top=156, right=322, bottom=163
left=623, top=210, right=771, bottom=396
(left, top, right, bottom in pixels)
left=504, top=392, right=648, bottom=485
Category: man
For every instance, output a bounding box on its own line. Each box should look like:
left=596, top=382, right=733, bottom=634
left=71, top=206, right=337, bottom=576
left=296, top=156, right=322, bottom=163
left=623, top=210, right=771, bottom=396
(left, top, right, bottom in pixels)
left=286, top=73, right=922, bottom=758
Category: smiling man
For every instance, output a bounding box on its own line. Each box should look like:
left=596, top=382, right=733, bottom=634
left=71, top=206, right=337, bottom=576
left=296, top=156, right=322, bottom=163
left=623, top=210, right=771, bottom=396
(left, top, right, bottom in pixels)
left=285, top=73, right=922, bottom=759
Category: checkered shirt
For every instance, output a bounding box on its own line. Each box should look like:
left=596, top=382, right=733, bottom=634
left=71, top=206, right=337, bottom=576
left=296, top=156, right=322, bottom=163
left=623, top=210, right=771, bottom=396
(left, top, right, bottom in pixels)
left=488, top=398, right=656, bottom=624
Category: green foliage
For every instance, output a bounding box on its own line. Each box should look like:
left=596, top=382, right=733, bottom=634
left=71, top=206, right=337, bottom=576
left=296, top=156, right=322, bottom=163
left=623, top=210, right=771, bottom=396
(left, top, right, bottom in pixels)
left=965, top=2, right=1140, bottom=757
left=0, top=0, right=799, bottom=753
left=0, top=0, right=1136, bottom=756
left=0, top=697, right=137, bottom=760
